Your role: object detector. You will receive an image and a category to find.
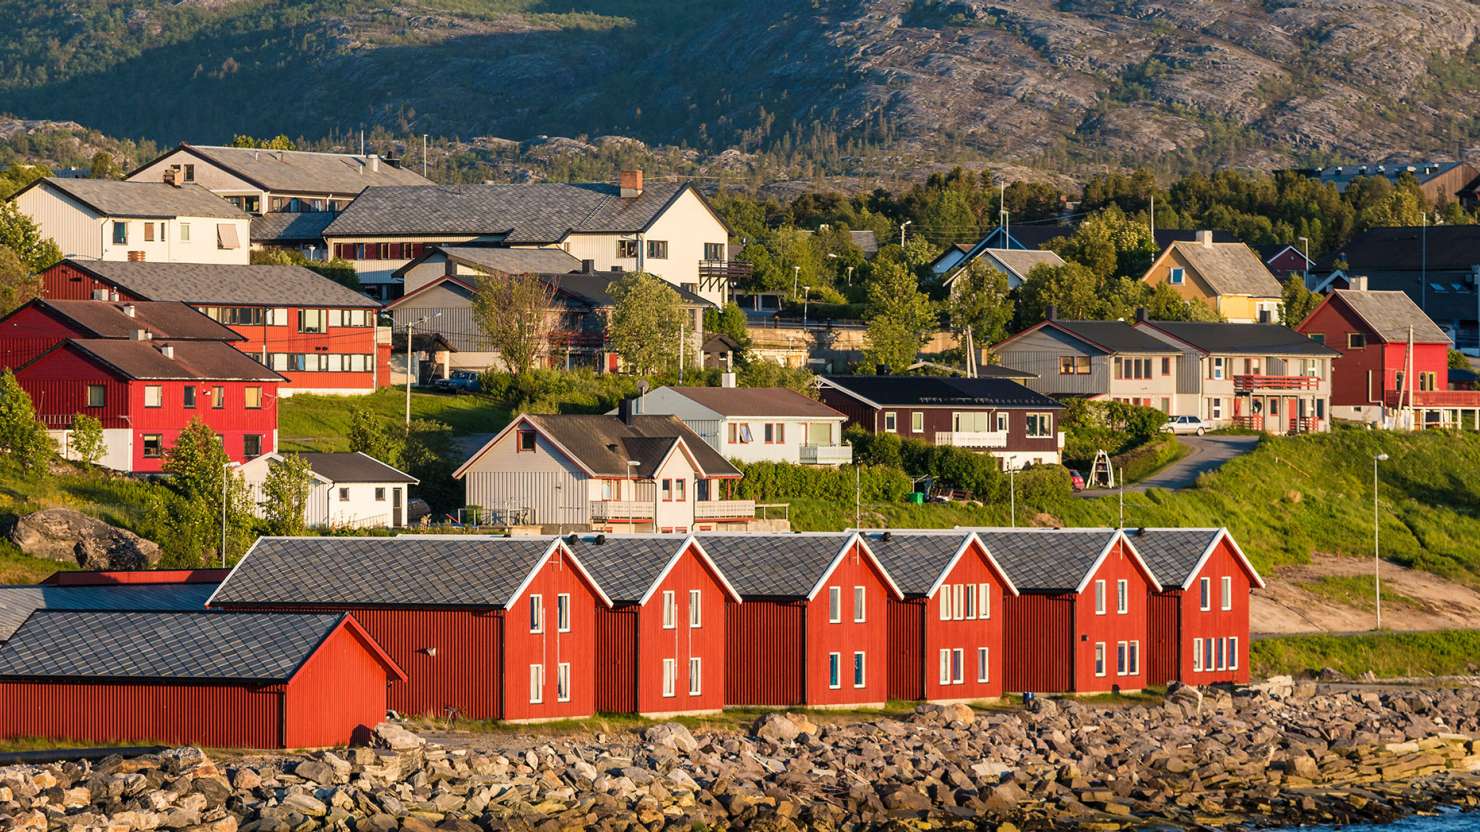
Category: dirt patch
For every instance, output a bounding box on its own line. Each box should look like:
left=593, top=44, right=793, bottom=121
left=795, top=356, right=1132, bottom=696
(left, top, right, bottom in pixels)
left=1253, top=553, right=1480, bottom=635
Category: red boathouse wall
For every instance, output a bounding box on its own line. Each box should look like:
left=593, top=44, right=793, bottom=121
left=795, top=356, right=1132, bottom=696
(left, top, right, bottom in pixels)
left=500, top=547, right=603, bottom=722
left=1003, top=592, right=1074, bottom=694
left=1072, top=540, right=1154, bottom=693
left=725, top=600, right=804, bottom=706
left=803, top=541, right=891, bottom=707
left=921, top=543, right=1008, bottom=702
left=1172, top=536, right=1255, bottom=686
left=628, top=545, right=729, bottom=715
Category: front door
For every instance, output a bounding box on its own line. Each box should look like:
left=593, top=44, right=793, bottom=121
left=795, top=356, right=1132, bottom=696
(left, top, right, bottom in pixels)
left=393, top=487, right=403, bottom=527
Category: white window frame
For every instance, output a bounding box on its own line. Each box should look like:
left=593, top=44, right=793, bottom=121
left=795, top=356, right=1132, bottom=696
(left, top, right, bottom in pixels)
left=1221, top=576, right=1233, bottom=611
left=1129, top=641, right=1140, bottom=676
left=529, top=664, right=544, bottom=704
left=662, top=590, right=677, bottom=629
left=144, top=385, right=163, bottom=408
left=828, top=652, right=841, bottom=689
left=950, top=648, right=963, bottom=685
left=556, top=662, right=571, bottom=702
left=977, top=647, right=990, bottom=683
left=1228, top=637, right=1239, bottom=670
left=662, top=658, right=677, bottom=698
left=952, top=584, right=964, bottom=620
left=1094, top=642, right=1106, bottom=677
left=978, top=583, right=991, bottom=619
left=883, top=412, right=897, bottom=433
left=939, top=649, right=951, bottom=685
left=1116, top=579, right=1129, bottom=614
left=688, top=657, right=702, bottom=695
left=689, top=589, right=702, bottom=628
left=529, top=594, right=544, bottom=634
left=828, top=586, right=841, bottom=623
left=853, top=651, right=866, bottom=689
left=853, top=585, right=866, bottom=623
left=1169, top=266, right=1185, bottom=285
left=1116, top=641, right=1127, bottom=676
left=939, top=591, right=950, bottom=621
left=1199, top=577, right=1212, bottom=611
left=963, top=583, right=976, bottom=620
left=910, top=411, right=924, bottom=433
left=1212, top=356, right=1225, bottom=380
left=556, top=593, right=570, bottom=633
left=1094, top=579, right=1106, bottom=615
left=1192, top=638, right=1203, bottom=673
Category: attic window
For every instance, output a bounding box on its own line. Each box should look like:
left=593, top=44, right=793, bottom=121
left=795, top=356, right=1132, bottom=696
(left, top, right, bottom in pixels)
left=1348, top=333, right=1366, bottom=349
left=1169, top=267, right=1185, bottom=285
left=517, top=431, right=537, bottom=452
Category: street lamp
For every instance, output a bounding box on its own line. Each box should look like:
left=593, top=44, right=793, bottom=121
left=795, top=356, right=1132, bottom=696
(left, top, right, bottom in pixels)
left=900, top=220, right=912, bottom=247
left=846, top=265, right=855, bottom=288
left=405, top=312, right=442, bottom=428
left=1373, top=452, right=1389, bottom=630
left=802, top=286, right=810, bottom=327
left=1298, top=235, right=1311, bottom=290
left=1008, top=465, right=1016, bottom=528
left=792, top=265, right=801, bottom=300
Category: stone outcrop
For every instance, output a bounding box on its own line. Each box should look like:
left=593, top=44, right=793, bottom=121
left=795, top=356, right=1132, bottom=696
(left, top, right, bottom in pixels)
left=4, top=686, right=1480, bottom=830
left=8, top=508, right=161, bottom=570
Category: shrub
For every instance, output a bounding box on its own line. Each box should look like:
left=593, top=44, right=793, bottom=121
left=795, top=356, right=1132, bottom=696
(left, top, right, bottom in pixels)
left=732, top=461, right=912, bottom=503
left=1013, top=465, right=1073, bottom=506
left=1061, top=399, right=1166, bottom=461
left=478, top=368, right=643, bottom=415
left=849, top=427, right=1003, bottom=500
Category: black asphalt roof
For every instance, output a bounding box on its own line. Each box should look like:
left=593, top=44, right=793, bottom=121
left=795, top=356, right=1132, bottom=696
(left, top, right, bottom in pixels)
left=298, top=452, right=417, bottom=484
left=59, top=260, right=381, bottom=309
left=1125, top=528, right=1221, bottom=589
left=968, top=529, right=1118, bottom=592
left=0, top=583, right=218, bottom=643
left=1043, top=320, right=1181, bottom=354
left=210, top=536, right=560, bottom=608
left=0, top=610, right=345, bottom=682
left=1142, top=321, right=1337, bottom=356
left=696, top=534, right=855, bottom=598
left=858, top=531, right=972, bottom=597
left=568, top=536, right=689, bottom=604
left=821, top=375, right=1064, bottom=409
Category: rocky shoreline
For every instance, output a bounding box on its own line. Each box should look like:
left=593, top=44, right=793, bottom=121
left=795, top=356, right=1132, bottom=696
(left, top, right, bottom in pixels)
left=5, top=679, right=1480, bottom=831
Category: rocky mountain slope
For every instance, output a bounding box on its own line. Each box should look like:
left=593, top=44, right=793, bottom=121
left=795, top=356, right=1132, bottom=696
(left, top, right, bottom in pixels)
left=0, top=0, right=1476, bottom=174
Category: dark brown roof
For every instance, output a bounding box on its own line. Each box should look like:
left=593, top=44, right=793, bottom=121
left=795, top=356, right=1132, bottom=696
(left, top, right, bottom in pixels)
left=25, top=177, right=246, bottom=219
left=54, top=339, right=285, bottom=382
left=520, top=414, right=739, bottom=478
left=16, top=300, right=243, bottom=342
left=1331, top=225, right=1480, bottom=272
left=660, top=386, right=845, bottom=418
left=1330, top=289, right=1451, bottom=344
left=250, top=211, right=337, bottom=244
left=58, top=260, right=380, bottom=309
left=176, top=145, right=433, bottom=193
left=297, top=452, right=418, bottom=484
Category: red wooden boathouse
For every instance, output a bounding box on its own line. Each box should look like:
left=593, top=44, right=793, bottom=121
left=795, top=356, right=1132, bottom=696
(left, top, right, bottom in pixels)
left=208, top=535, right=612, bottom=722
left=863, top=530, right=1017, bottom=703
left=572, top=534, right=740, bottom=716
left=973, top=529, right=1161, bottom=694
left=1131, top=528, right=1264, bottom=686
left=0, top=610, right=404, bottom=749
left=699, top=532, right=902, bottom=708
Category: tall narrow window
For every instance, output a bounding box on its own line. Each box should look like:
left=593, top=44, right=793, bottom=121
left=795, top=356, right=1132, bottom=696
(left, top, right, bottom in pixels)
left=939, top=649, right=951, bottom=685
left=688, top=589, right=702, bottom=627
left=1199, top=577, right=1212, bottom=610
left=529, top=664, right=544, bottom=704
left=977, top=647, right=990, bottom=683
left=556, top=662, right=570, bottom=702
left=853, top=585, right=866, bottom=623
left=529, top=594, right=544, bottom=633
left=978, top=583, right=991, bottom=619
left=953, top=584, right=964, bottom=620
left=662, top=590, right=676, bottom=629
left=1193, top=639, right=1203, bottom=673
left=828, top=653, right=841, bottom=689
left=1094, top=642, right=1106, bottom=677
left=1116, top=579, right=1129, bottom=614
left=963, top=584, right=976, bottom=619
left=1221, top=575, right=1233, bottom=610
left=950, top=648, right=963, bottom=685
left=556, top=593, right=570, bottom=632
left=1094, top=580, right=1106, bottom=615
left=662, top=659, right=677, bottom=697
left=1228, top=637, right=1239, bottom=670
left=828, top=586, right=841, bottom=623
left=1204, top=638, right=1214, bottom=671
left=688, top=657, right=702, bottom=695
left=853, top=651, right=866, bottom=688
left=939, top=591, right=950, bottom=621
left=1129, top=641, right=1140, bottom=675
left=1116, top=641, right=1127, bottom=675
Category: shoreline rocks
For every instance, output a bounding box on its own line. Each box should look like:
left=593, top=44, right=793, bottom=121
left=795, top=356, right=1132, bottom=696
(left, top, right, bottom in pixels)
left=4, top=685, right=1480, bottom=830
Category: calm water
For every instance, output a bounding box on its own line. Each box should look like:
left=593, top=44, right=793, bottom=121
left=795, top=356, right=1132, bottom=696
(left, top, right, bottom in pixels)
left=1278, top=810, right=1480, bottom=832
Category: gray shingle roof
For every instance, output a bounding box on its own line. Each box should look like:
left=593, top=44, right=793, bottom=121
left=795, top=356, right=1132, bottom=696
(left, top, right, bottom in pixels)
left=425, top=245, right=584, bottom=276
left=209, top=536, right=562, bottom=608
left=1330, top=289, right=1452, bottom=344
left=1164, top=240, right=1283, bottom=297
left=298, top=452, right=417, bottom=485
left=966, top=529, right=1120, bottom=592
left=32, top=177, right=247, bottom=219
left=0, top=583, right=218, bottom=644
left=250, top=211, right=338, bottom=244
left=323, top=181, right=689, bottom=242
left=657, top=386, right=845, bottom=419
left=858, top=531, right=974, bottom=596
left=981, top=249, right=1066, bottom=281
left=57, top=339, right=285, bottom=382
left=61, top=260, right=381, bottom=308
left=1043, top=320, right=1182, bottom=354
left=695, top=534, right=855, bottom=598
left=181, top=145, right=434, bottom=194
left=15, top=300, right=243, bottom=342
left=568, top=536, right=689, bottom=604
left=1141, top=321, right=1338, bottom=356
left=0, top=610, right=345, bottom=682
left=1125, top=528, right=1222, bottom=589
left=516, top=414, right=739, bottom=478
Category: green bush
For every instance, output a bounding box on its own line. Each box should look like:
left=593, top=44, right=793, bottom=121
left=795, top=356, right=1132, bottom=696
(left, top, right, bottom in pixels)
left=478, top=369, right=644, bottom=414
left=1013, top=465, right=1073, bottom=506
left=1115, top=434, right=1187, bottom=483
left=1061, top=399, right=1167, bottom=462
left=733, top=461, right=912, bottom=503
left=849, top=427, right=1004, bottom=500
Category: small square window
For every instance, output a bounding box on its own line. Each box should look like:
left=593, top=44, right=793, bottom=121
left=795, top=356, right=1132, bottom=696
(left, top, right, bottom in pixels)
left=375, top=487, right=386, bottom=501
left=338, top=487, right=350, bottom=501
left=1169, top=267, right=1185, bottom=285
left=1348, top=333, right=1366, bottom=349
left=142, top=434, right=163, bottom=458
left=244, top=387, right=262, bottom=409
left=517, top=431, right=537, bottom=452
left=144, top=385, right=163, bottom=408
left=86, top=385, right=106, bottom=408
left=243, top=434, right=262, bottom=458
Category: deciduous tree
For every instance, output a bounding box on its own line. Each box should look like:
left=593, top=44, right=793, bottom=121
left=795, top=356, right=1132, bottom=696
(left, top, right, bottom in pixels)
left=162, top=419, right=252, bottom=561
left=0, top=368, right=53, bottom=473
left=1279, top=274, right=1320, bottom=327
left=0, top=201, right=61, bottom=272
left=68, top=412, right=106, bottom=467
left=471, top=271, right=560, bottom=375
left=261, top=452, right=314, bottom=536
left=864, top=258, right=935, bottom=373
left=946, top=260, right=1014, bottom=347
left=607, top=272, right=685, bottom=375
left=0, top=245, right=41, bottom=315
left=1016, top=261, right=1101, bottom=325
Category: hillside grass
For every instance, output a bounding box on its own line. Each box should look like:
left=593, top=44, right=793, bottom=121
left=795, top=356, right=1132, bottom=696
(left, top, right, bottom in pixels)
left=1251, top=630, right=1480, bottom=679
left=1297, top=575, right=1421, bottom=612
left=278, top=389, right=507, bottom=452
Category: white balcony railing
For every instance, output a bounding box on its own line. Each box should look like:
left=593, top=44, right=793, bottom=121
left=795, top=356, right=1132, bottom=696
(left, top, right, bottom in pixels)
left=590, top=500, right=655, bottom=521
left=934, top=430, right=1009, bottom=449
left=800, top=444, right=854, bottom=465
left=694, top=500, right=756, bottom=520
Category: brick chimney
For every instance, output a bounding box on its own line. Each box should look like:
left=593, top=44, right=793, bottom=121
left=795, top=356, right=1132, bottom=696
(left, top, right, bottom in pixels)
left=1348, top=275, right=1368, bottom=291
left=1196, top=230, right=1214, bottom=247
left=162, top=168, right=178, bottom=188
left=619, top=169, right=644, bottom=199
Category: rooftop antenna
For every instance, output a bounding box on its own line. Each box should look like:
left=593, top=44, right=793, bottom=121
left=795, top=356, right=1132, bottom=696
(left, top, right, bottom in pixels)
left=422, top=134, right=428, bottom=179
left=360, top=130, right=365, bottom=158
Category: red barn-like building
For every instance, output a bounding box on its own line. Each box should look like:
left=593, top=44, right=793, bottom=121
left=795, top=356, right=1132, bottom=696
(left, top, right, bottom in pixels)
left=573, top=535, right=740, bottom=716
left=865, top=530, right=1016, bottom=703
left=15, top=338, right=285, bottom=473
left=975, top=529, right=1161, bottom=694
left=208, top=536, right=612, bottom=722
left=0, top=298, right=243, bottom=369
left=1132, top=528, right=1264, bottom=686
left=39, top=259, right=387, bottom=396
left=700, top=533, right=902, bottom=708
left=0, top=610, right=404, bottom=749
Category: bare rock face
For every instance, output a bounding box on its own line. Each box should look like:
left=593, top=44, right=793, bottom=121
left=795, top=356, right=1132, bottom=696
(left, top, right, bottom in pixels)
left=8, top=508, right=161, bottom=570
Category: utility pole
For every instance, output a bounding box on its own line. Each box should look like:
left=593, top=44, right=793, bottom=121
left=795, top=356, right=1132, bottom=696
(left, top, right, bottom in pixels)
left=1009, top=466, right=1016, bottom=528
left=1373, top=452, right=1389, bottom=629
left=1149, top=194, right=1155, bottom=242
left=405, top=313, right=440, bottom=428
left=422, top=134, right=428, bottom=179
left=855, top=464, right=861, bottom=529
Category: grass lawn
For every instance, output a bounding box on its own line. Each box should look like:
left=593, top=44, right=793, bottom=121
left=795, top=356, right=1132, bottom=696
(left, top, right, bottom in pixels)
left=278, top=389, right=510, bottom=452
left=1251, top=630, right=1480, bottom=679
left=1297, top=575, right=1421, bottom=611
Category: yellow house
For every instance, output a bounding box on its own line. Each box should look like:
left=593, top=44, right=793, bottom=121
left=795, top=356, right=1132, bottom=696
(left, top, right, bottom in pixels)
left=1141, top=231, right=1283, bottom=323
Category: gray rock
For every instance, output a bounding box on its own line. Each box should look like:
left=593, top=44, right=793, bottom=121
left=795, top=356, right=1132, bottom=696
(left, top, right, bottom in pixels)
left=9, top=507, right=161, bottom=569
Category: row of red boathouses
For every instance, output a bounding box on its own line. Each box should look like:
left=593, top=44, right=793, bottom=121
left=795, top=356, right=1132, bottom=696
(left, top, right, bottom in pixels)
left=0, top=527, right=1263, bottom=748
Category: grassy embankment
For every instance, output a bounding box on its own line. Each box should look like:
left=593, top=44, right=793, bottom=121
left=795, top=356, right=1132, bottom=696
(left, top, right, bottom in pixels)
left=1253, top=630, right=1480, bottom=679
left=276, top=388, right=506, bottom=452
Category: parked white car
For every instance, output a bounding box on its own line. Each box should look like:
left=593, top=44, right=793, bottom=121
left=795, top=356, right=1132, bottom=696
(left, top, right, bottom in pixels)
left=1161, top=415, right=1210, bottom=436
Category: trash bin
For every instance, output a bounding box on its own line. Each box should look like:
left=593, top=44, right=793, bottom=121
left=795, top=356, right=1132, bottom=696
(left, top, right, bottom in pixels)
left=907, top=491, right=926, bottom=505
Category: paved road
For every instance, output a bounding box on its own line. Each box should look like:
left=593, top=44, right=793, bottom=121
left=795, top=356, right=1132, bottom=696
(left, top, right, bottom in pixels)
left=1077, top=434, right=1259, bottom=496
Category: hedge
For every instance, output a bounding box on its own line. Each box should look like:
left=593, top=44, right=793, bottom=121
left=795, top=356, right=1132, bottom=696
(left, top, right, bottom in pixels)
left=1115, top=434, right=1188, bottom=484
left=732, top=461, right=913, bottom=503
left=848, top=429, right=1005, bottom=500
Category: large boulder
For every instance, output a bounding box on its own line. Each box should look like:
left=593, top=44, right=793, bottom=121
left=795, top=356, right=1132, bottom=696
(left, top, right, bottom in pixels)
left=9, top=508, right=161, bottom=569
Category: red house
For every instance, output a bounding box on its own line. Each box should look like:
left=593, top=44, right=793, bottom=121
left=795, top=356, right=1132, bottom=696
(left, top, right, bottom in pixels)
left=865, top=531, right=1016, bottom=703
left=208, top=536, right=612, bottom=723
left=1132, top=528, right=1264, bottom=686
left=1297, top=287, right=1480, bottom=428
left=574, top=535, right=740, bottom=716
left=0, top=298, right=242, bottom=368
left=975, top=529, right=1161, bottom=694
left=0, top=610, right=404, bottom=749
left=39, top=259, right=387, bottom=396
left=700, top=532, right=902, bottom=708
left=15, top=338, right=285, bottom=473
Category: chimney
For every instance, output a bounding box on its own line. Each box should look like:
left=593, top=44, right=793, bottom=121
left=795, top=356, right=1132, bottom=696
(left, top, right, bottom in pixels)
left=618, top=397, right=637, bottom=425
left=581, top=259, right=595, bottom=273
left=162, top=168, right=178, bottom=188
left=1196, top=230, right=1214, bottom=247
left=619, top=169, right=644, bottom=198
left=368, top=155, right=380, bottom=174
left=1046, top=304, right=1057, bottom=321
left=130, top=328, right=151, bottom=341
left=1348, top=275, right=1368, bottom=291
left=158, top=344, right=174, bottom=359
left=1135, top=306, right=1148, bottom=323
left=121, top=303, right=136, bottom=318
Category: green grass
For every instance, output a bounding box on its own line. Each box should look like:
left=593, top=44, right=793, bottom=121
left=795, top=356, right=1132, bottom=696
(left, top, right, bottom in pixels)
left=1298, top=575, right=1420, bottom=611
left=1119, top=435, right=1190, bottom=484
left=278, top=389, right=508, bottom=452
left=1252, top=630, right=1480, bottom=679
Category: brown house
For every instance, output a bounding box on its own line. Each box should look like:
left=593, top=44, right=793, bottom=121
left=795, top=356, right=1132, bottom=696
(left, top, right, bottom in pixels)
left=817, top=375, right=1064, bottom=469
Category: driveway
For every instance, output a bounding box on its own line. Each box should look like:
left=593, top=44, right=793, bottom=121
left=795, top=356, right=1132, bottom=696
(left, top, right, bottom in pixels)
left=1077, top=434, right=1259, bottom=495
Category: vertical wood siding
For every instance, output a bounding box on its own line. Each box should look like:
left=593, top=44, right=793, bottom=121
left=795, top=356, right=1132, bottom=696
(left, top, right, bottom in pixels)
left=886, top=598, right=925, bottom=701
left=500, top=547, right=602, bottom=721
left=1003, top=593, right=1074, bottom=693
left=1072, top=541, right=1154, bottom=693
left=0, top=681, right=285, bottom=748
left=595, top=607, right=638, bottom=714
left=804, top=542, right=892, bottom=706
left=922, top=540, right=1008, bottom=701
left=1147, top=592, right=1182, bottom=685
left=1175, top=538, right=1255, bottom=685
left=725, top=600, right=804, bottom=706
left=283, top=623, right=396, bottom=748
left=633, top=544, right=729, bottom=714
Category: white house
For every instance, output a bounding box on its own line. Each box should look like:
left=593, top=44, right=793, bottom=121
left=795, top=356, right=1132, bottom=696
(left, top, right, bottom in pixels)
left=322, top=170, right=736, bottom=304
left=453, top=408, right=756, bottom=534
left=12, top=177, right=251, bottom=265
left=240, top=451, right=418, bottom=529
left=623, top=385, right=852, bottom=465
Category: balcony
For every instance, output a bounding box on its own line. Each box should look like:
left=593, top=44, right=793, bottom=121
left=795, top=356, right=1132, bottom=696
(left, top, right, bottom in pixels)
left=1233, top=374, right=1322, bottom=392
left=694, top=500, right=756, bottom=521
left=590, top=500, right=654, bottom=522
left=1383, top=389, right=1480, bottom=409
left=934, top=430, right=1008, bottom=449
left=800, top=444, right=854, bottom=465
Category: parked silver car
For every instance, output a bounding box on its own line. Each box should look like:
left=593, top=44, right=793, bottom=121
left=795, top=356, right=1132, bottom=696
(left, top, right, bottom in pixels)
left=1161, top=415, right=1210, bottom=436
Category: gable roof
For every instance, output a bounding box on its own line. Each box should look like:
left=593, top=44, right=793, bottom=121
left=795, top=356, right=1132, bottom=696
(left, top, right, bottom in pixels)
left=147, top=144, right=434, bottom=194
left=1158, top=239, right=1283, bottom=297
left=1126, top=527, right=1265, bottom=590
left=4, top=299, right=243, bottom=342
left=456, top=413, right=740, bottom=480
left=656, top=386, right=845, bottom=419
left=393, top=244, right=583, bottom=280
left=54, top=260, right=381, bottom=309
left=250, top=211, right=338, bottom=245
left=386, top=270, right=711, bottom=314
left=0, top=582, right=218, bottom=644
left=858, top=531, right=1017, bottom=598
left=965, top=528, right=1160, bottom=593
left=36, top=339, right=285, bottom=382
left=997, top=319, right=1179, bottom=355
left=567, top=535, right=741, bottom=605
left=1324, top=289, right=1452, bottom=344
left=323, top=181, right=706, bottom=242
left=696, top=533, right=902, bottom=600
left=1136, top=320, right=1338, bottom=356
left=1329, top=225, right=1480, bottom=272
left=819, top=375, right=1064, bottom=410
left=978, top=248, right=1066, bottom=283
left=208, top=535, right=609, bottom=609
left=293, top=452, right=417, bottom=484
left=19, top=177, right=247, bottom=220
left=0, top=610, right=399, bottom=683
